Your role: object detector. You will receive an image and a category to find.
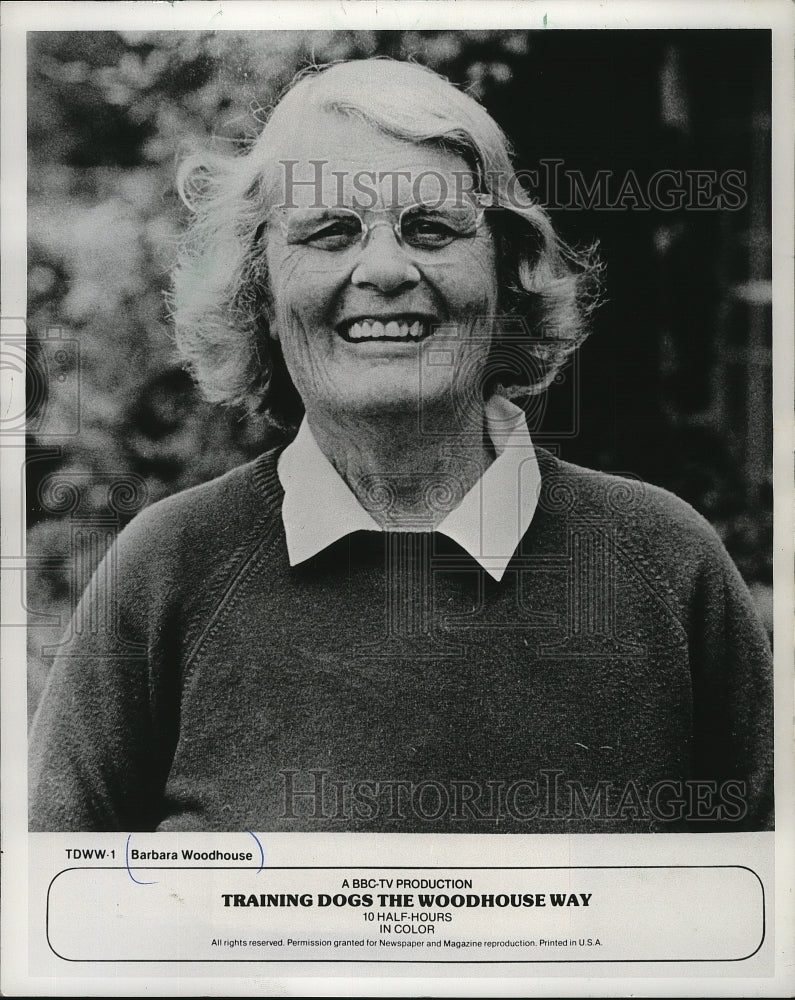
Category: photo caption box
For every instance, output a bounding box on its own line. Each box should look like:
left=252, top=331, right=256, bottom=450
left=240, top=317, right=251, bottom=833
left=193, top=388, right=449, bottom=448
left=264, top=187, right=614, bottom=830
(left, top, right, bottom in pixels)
left=45, top=864, right=764, bottom=964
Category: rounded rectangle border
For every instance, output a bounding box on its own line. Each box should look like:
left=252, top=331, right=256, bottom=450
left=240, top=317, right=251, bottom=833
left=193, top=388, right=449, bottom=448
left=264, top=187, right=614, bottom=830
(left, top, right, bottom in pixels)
left=45, top=865, right=765, bottom=964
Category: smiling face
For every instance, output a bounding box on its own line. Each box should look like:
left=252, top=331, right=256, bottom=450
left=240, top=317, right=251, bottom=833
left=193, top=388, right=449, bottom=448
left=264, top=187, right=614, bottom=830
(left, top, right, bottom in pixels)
left=263, top=112, right=499, bottom=429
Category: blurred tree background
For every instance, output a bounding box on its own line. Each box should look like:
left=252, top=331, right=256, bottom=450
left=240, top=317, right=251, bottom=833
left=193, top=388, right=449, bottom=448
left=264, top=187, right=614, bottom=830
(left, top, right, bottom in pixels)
left=26, top=29, right=773, bottom=720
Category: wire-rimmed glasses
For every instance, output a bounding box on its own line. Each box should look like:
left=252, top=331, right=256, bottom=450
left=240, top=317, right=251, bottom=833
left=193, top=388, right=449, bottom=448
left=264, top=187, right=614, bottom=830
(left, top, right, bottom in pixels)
left=271, top=196, right=493, bottom=255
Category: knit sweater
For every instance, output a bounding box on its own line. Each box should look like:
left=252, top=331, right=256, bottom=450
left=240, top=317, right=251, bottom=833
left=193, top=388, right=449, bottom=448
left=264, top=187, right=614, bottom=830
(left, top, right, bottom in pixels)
left=28, top=447, right=774, bottom=833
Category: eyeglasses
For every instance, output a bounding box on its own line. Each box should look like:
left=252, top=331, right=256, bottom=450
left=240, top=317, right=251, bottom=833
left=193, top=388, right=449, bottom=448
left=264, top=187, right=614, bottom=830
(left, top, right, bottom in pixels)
left=272, top=197, right=491, bottom=254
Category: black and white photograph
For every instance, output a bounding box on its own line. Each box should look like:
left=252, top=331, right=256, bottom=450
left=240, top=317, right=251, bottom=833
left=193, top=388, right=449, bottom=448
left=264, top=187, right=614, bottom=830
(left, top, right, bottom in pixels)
left=2, top=0, right=793, bottom=994
left=25, top=26, right=775, bottom=834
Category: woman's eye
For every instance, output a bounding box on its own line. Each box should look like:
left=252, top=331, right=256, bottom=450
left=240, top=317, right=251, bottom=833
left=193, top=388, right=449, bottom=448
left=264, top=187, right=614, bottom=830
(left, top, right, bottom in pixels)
left=402, top=219, right=456, bottom=248
left=402, top=207, right=477, bottom=248
left=303, top=220, right=361, bottom=249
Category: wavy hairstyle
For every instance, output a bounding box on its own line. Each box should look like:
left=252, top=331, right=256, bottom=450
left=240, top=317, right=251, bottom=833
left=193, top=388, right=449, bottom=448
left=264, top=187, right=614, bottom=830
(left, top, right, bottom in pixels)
left=171, top=58, right=602, bottom=431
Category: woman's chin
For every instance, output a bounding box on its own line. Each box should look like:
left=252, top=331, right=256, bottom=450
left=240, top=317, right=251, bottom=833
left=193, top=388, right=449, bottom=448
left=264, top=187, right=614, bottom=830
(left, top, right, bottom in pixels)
left=330, top=389, right=429, bottom=420
left=308, top=371, right=456, bottom=420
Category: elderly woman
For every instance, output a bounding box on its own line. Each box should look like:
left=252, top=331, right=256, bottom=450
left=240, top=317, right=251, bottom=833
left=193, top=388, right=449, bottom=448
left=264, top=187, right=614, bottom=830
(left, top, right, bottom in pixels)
left=29, top=59, right=773, bottom=833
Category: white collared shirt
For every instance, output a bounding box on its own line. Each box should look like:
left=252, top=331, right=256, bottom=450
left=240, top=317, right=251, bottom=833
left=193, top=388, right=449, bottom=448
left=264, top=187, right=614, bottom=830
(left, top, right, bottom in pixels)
left=277, top=396, right=540, bottom=581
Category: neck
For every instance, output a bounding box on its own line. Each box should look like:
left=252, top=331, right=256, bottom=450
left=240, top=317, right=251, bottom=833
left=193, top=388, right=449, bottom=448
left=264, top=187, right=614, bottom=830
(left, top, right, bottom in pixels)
left=305, top=400, right=495, bottom=530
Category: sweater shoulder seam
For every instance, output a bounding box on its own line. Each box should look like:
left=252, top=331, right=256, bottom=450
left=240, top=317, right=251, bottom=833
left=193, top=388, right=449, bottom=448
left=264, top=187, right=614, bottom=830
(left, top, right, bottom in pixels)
left=534, top=447, right=709, bottom=641
left=180, top=449, right=285, bottom=682
left=181, top=518, right=282, bottom=687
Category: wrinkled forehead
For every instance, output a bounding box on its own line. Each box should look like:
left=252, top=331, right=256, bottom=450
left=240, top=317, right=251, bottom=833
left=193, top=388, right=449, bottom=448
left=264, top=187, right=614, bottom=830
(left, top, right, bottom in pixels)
left=262, top=109, right=478, bottom=210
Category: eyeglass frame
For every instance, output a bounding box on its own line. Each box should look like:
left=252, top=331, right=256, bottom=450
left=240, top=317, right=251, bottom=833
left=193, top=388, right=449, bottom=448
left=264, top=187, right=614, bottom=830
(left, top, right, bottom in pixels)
left=263, top=194, right=496, bottom=253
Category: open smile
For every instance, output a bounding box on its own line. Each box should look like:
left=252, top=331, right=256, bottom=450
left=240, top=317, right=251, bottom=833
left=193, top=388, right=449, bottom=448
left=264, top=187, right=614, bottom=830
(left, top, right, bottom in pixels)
left=336, top=314, right=438, bottom=343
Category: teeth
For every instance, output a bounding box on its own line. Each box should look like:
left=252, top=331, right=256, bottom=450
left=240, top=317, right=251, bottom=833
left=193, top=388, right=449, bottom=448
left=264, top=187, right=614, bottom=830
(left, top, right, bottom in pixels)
left=344, top=318, right=428, bottom=341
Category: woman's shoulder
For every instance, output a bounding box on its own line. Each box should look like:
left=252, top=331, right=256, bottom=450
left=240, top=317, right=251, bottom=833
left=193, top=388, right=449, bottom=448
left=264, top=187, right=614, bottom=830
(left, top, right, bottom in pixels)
left=531, top=448, right=765, bottom=640
left=533, top=446, right=731, bottom=563
left=113, top=447, right=286, bottom=577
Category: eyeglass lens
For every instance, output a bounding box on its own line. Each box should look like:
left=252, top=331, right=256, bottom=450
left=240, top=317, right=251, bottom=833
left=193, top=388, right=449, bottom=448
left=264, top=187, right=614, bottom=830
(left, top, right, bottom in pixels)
left=282, top=202, right=481, bottom=252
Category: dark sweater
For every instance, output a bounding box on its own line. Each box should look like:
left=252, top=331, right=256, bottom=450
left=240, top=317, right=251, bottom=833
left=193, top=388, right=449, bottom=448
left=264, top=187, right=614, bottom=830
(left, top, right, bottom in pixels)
left=29, top=447, right=774, bottom=833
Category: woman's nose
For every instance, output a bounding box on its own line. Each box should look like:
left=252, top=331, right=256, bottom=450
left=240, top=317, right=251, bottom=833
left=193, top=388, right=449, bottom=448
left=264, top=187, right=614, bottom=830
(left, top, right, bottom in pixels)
left=350, top=225, right=421, bottom=293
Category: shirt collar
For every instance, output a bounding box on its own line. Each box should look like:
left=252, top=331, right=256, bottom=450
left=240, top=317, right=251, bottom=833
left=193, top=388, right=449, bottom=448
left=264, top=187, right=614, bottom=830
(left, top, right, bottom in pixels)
left=277, top=396, right=540, bottom=582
